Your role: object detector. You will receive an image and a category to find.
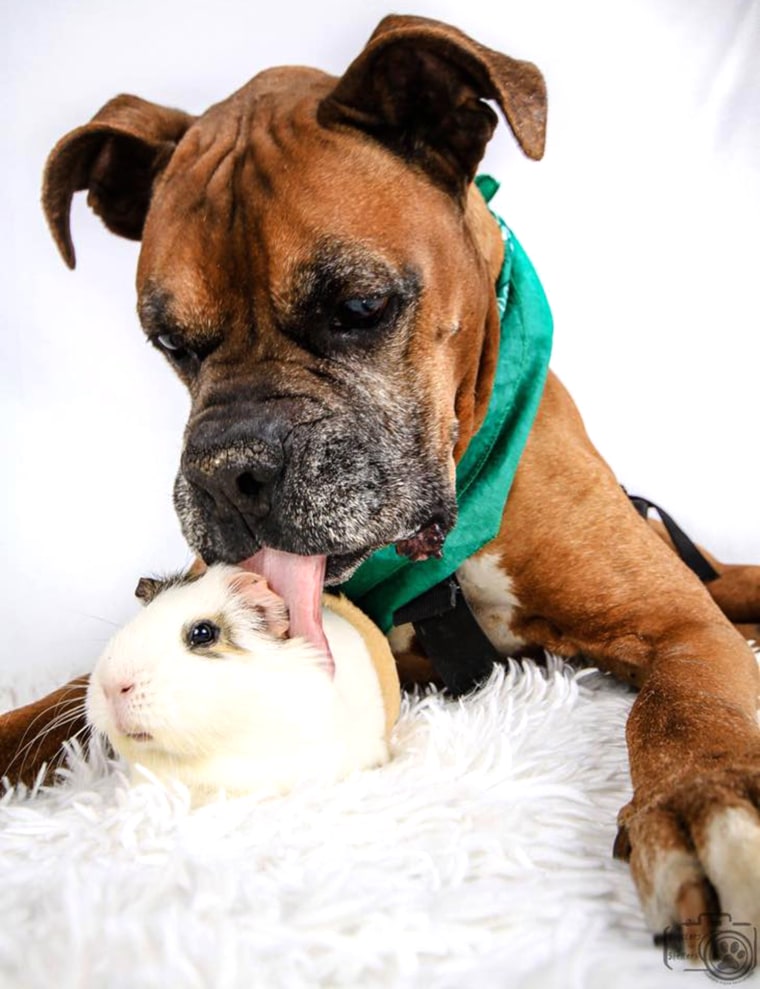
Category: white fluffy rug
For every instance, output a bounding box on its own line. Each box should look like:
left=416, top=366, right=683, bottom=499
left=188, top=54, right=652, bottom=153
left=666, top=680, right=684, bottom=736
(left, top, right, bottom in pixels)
left=0, top=658, right=701, bottom=988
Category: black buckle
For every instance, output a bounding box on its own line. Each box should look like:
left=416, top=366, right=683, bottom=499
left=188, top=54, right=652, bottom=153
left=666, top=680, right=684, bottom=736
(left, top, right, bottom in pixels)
left=394, top=576, right=499, bottom=697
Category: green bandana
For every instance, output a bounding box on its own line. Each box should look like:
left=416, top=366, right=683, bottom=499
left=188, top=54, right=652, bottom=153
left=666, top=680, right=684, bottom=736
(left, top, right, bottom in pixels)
left=340, top=175, right=553, bottom=632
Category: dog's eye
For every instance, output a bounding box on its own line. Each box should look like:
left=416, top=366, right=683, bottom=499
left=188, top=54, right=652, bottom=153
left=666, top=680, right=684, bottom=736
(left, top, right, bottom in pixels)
left=186, top=620, right=220, bottom=649
left=331, top=296, right=391, bottom=332
left=156, top=332, right=193, bottom=359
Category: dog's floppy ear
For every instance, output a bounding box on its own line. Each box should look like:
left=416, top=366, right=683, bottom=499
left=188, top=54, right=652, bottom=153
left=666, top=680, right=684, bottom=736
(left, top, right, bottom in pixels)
left=42, top=94, right=195, bottom=269
left=317, top=14, right=547, bottom=198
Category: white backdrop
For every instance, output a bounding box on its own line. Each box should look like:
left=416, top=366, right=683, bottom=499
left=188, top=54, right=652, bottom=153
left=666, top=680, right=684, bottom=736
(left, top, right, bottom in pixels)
left=2, top=0, right=759, bottom=679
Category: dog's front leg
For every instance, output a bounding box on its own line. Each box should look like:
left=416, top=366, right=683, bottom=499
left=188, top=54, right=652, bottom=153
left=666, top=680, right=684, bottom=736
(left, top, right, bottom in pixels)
left=497, top=373, right=760, bottom=938
left=618, top=634, right=759, bottom=938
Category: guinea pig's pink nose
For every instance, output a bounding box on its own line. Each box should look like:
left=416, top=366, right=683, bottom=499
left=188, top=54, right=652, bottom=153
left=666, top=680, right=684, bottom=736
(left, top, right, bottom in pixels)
left=103, top=680, right=135, bottom=701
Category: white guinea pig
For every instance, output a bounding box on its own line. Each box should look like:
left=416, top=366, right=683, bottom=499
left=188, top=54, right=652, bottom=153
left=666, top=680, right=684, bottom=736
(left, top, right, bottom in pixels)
left=87, top=565, right=400, bottom=805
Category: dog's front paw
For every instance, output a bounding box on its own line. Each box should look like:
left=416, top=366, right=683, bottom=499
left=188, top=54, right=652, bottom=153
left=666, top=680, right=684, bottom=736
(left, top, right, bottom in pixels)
left=615, top=756, right=760, bottom=939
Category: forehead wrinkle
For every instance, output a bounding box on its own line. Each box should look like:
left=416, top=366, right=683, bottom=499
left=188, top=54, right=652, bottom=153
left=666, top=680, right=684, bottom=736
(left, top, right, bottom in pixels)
left=202, top=117, right=248, bottom=217
left=158, top=113, right=264, bottom=267
left=187, top=90, right=311, bottom=227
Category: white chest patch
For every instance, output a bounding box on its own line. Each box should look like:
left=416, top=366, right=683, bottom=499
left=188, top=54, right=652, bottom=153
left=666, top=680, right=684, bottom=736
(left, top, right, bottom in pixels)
left=387, top=552, right=524, bottom=659
left=456, top=552, right=525, bottom=656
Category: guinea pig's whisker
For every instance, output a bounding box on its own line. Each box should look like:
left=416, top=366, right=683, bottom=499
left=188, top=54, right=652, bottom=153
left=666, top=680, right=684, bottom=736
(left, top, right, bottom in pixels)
left=71, top=610, right=122, bottom=629
left=8, top=698, right=88, bottom=776
left=66, top=721, right=95, bottom=754
left=10, top=692, right=84, bottom=758
left=12, top=705, right=86, bottom=767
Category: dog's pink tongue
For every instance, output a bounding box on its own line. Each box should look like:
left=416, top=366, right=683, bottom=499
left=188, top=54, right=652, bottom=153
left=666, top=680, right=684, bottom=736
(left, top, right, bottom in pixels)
left=240, top=549, right=334, bottom=674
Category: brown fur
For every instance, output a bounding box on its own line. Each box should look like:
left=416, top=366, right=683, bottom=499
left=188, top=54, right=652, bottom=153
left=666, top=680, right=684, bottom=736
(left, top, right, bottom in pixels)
left=0, top=677, right=89, bottom=788
left=3, top=13, right=759, bottom=938
left=324, top=593, right=401, bottom=740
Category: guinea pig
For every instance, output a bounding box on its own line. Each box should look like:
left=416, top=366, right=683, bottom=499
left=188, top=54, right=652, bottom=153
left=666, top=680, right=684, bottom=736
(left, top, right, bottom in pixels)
left=86, top=565, right=400, bottom=805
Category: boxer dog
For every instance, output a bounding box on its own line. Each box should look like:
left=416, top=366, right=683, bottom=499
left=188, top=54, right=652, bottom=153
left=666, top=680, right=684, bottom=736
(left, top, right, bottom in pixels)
left=2, top=15, right=759, bottom=944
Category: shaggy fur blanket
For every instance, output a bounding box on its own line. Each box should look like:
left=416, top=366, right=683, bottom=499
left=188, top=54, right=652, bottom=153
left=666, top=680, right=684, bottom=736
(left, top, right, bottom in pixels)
left=0, top=659, right=724, bottom=988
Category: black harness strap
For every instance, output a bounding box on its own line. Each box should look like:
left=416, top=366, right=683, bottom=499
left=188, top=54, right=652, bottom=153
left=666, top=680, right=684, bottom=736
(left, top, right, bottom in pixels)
left=626, top=493, right=720, bottom=583
left=393, top=576, right=500, bottom=697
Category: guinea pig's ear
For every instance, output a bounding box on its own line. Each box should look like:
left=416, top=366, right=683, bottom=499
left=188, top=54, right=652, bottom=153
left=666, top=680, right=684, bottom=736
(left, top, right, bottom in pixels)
left=228, top=572, right=290, bottom=639
left=187, top=557, right=208, bottom=578
left=135, top=576, right=165, bottom=606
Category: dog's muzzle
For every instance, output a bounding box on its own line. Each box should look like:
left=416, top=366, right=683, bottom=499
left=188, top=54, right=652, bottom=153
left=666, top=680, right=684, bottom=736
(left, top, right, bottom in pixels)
left=173, top=397, right=458, bottom=584
left=176, top=402, right=300, bottom=562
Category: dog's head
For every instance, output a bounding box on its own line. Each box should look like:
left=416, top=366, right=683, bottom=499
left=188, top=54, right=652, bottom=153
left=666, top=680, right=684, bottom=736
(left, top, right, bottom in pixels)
left=43, top=15, right=546, bottom=639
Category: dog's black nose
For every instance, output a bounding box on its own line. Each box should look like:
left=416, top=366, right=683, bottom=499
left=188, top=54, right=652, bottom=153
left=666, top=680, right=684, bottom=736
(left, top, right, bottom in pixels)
left=181, top=425, right=284, bottom=520
left=230, top=462, right=277, bottom=518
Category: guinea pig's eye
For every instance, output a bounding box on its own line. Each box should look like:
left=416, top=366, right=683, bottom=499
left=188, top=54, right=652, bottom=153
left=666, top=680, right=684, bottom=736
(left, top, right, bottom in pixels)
left=187, top=620, right=220, bottom=649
